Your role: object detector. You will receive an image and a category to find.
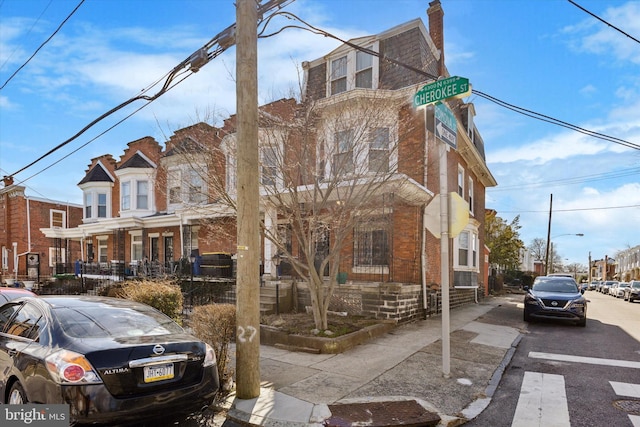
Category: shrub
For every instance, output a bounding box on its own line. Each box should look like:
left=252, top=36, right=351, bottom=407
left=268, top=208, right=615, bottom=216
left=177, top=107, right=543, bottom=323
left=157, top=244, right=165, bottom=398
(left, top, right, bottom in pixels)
left=120, top=279, right=183, bottom=324
left=189, top=304, right=236, bottom=387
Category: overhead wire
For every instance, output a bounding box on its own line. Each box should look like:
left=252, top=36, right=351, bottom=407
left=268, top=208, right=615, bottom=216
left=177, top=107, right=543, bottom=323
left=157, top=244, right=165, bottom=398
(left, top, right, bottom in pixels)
left=0, top=0, right=53, bottom=72
left=568, top=0, right=640, bottom=45
left=488, top=167, right=640, bottom=192
left=5, top=0, right=293, bottom=184
left=266, top=11, right=639, bottom=151
left=0, top=0, right=86, bottom=91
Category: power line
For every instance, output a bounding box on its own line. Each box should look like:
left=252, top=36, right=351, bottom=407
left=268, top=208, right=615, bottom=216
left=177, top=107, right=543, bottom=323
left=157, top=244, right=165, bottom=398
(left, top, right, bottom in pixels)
left=268, top=11, right=639, bottom=151
left=0, top=0, right=85, bottom=91
left=488, top=167, right=640, bottom=192
left=498, top=204, right=640, bottom=214
left=568, top=0, right=640, bottom=45
left=6, top=0, right=294, bottom=182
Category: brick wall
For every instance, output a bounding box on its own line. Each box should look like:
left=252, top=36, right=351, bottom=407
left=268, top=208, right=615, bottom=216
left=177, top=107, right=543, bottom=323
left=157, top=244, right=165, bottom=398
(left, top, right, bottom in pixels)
left=292, top=280, right=479, bottom=324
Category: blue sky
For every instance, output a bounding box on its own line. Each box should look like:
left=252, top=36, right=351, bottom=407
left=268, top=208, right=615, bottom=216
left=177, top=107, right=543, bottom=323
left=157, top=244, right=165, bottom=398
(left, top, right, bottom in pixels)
left=1, top=0, right=639, bottom=267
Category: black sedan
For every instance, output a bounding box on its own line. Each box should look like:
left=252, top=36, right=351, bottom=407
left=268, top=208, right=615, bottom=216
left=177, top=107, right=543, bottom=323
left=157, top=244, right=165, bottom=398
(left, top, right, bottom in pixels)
left=0, top=286, right=36, bottom=303
left=523, top=276, right=587, bottom=327
left=0, top=295, right=219, bottom=425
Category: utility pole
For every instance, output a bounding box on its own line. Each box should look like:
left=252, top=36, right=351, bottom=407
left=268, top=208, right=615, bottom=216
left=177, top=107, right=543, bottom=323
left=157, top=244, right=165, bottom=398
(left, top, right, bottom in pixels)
left=235, top=0, right=260, bottom=399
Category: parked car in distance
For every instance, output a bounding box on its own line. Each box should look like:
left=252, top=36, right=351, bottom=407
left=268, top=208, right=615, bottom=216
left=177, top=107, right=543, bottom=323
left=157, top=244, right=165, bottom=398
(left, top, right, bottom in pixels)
left=609, top=282, right=619, bottom=297
left=0, top=286, right=36, bottom=304
left=624, top=280, right=640, bottom=303
left=614, top=282, right=630, bottom=298
left=588, top=281, right=600, bottom=291
left=0, top=295, right=219, bottom=425
left=600, top=280, right=618, bottom=295
left=523, top=276, right=587, bottom=327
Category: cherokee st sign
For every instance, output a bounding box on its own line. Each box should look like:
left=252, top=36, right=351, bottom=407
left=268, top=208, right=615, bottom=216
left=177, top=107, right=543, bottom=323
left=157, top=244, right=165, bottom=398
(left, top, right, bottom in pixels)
left=414, top=76, right=471, bottom=107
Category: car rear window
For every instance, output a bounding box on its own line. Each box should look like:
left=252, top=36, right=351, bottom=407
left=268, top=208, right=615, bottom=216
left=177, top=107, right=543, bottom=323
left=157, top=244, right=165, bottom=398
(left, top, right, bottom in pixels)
left=55, top=305, right=184, bottom=338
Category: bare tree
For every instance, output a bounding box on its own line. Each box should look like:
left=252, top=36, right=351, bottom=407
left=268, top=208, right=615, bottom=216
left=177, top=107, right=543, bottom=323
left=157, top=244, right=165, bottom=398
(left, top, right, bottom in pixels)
left=161, top=88, right=418, bottom=330
left=528, top=238, right=547, bottom=263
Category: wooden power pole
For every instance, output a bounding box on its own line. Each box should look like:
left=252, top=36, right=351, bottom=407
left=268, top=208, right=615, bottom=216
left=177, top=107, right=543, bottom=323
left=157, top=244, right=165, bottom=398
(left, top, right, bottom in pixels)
left=235, top=0, right=260, bottom=399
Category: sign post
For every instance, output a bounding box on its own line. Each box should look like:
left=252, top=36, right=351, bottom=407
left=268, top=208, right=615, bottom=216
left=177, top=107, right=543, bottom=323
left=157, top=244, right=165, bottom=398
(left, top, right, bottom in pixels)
left=416, top=75, right=471, bottom=378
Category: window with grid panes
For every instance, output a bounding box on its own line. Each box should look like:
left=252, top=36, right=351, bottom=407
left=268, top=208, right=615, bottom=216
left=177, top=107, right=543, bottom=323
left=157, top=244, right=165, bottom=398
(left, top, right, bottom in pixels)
left=369, top=127, right=389, bottom=173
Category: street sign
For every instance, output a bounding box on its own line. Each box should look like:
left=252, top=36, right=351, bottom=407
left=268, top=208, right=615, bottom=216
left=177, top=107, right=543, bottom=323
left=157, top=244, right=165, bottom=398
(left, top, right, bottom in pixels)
left=435, top=103, right=457, bottom=149
left=414, top=76, right=471, bottom=107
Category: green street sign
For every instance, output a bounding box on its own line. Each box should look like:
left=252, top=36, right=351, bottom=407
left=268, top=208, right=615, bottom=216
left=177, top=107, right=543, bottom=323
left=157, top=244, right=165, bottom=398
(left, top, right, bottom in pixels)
left=414, top=76, right=471, bottom=107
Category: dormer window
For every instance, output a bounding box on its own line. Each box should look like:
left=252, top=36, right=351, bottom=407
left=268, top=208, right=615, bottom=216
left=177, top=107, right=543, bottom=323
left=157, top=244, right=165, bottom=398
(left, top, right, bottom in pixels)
left=331, top=56, right=347, bottom=95
left=328, top=43, right=378, bottom=97
left=356, top=48, right=373, bottom=88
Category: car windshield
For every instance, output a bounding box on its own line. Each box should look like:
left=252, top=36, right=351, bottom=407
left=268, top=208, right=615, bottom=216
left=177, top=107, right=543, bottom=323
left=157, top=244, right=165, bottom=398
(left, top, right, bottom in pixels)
left=532, top=278, right=579, bottom=293
left=55, top=305, right=184, bottom=338
left=632, top=282, right=640, bottom=289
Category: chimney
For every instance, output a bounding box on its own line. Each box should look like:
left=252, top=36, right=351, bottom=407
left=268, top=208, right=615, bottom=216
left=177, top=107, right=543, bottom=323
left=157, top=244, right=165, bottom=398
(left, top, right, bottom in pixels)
left=427, top=0, right=445, bottom=77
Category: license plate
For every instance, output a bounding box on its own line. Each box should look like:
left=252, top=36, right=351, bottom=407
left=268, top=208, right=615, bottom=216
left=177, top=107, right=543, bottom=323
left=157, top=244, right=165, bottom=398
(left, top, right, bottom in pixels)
left=143, top=363, right=174, bottom=383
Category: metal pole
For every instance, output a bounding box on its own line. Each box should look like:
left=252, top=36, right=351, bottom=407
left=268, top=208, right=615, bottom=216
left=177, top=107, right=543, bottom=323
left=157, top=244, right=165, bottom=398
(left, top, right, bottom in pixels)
left=439, top=141, right=450, bottom=378
left=235, top=0, right=261, bottom=399
left=544, top=194, right=553, bottom=275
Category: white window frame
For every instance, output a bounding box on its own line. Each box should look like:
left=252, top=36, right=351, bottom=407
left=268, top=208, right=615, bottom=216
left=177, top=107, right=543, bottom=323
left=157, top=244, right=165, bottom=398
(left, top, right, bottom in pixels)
left=468, top=176, right=474, bottom=216
left=457, top=165, right=464, bottom=198
left=97, top=192, right=108, bottom=218
left=453, top=227, right=479, bottom=271
left=261, top=145, right=278, bottom=186
left=136, top=180, right=149, bottom=210
left=83, top=187, right=111, bottom=220
left=48, top=247, right=66, bottom=268
left=130, top=232, right=143, bottom=262
left=121, top=181, right=131, bottom=211
left=327, top=42, right=379, bottom=97
left=97, top=237, right=108, bottom=264
left=368, top=127, right=390, bottom=173
left=168, top=168, right=182, bottom=205
left=50, top=210, right=66, bottom=229
left=1, top=246, right=8, bottom=271
left=85, top=193, right=92, bottom=219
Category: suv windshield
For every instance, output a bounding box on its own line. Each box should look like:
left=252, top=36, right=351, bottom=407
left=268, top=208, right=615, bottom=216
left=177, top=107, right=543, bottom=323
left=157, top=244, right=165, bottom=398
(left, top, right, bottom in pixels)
left=532, top=277, right=579, bottom=293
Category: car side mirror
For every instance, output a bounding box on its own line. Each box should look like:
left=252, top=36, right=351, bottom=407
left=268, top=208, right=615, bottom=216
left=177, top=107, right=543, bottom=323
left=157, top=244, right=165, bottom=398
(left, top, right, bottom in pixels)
left=523, top=286, right=529, bottom=292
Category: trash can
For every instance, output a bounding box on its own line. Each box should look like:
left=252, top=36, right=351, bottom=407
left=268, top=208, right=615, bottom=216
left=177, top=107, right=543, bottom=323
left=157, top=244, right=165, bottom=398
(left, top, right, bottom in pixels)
left=337, top=272, right=347, bottom=284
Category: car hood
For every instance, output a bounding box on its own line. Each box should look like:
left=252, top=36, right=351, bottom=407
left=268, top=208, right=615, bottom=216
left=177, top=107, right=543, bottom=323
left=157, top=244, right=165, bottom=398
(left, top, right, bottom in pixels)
left=528, top=290, right=582, bottom=300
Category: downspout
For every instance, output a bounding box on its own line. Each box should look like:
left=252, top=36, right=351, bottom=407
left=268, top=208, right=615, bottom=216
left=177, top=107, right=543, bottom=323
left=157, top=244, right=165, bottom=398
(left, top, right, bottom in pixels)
left=177, top=213, right=184, bottom=259
left=421, top=204, right=428, bottom=318
left=26, top=197, right=32, bottom=252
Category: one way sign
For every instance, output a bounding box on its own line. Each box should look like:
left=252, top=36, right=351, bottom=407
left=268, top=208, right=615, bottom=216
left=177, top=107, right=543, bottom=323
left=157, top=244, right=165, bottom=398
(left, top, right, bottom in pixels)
left=434, top=103, right=457, bottom=149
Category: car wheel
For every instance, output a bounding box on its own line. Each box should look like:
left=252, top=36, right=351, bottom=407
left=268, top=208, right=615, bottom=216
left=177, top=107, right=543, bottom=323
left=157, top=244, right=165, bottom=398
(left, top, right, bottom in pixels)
left=8, top=382, right=28, bottom=404
left=577, top=317, right=587, bottom=327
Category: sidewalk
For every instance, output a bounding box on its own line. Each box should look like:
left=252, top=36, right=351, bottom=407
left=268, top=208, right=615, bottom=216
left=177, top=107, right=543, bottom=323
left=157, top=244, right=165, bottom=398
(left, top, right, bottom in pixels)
left=219, top=295, right=523, bottom=427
